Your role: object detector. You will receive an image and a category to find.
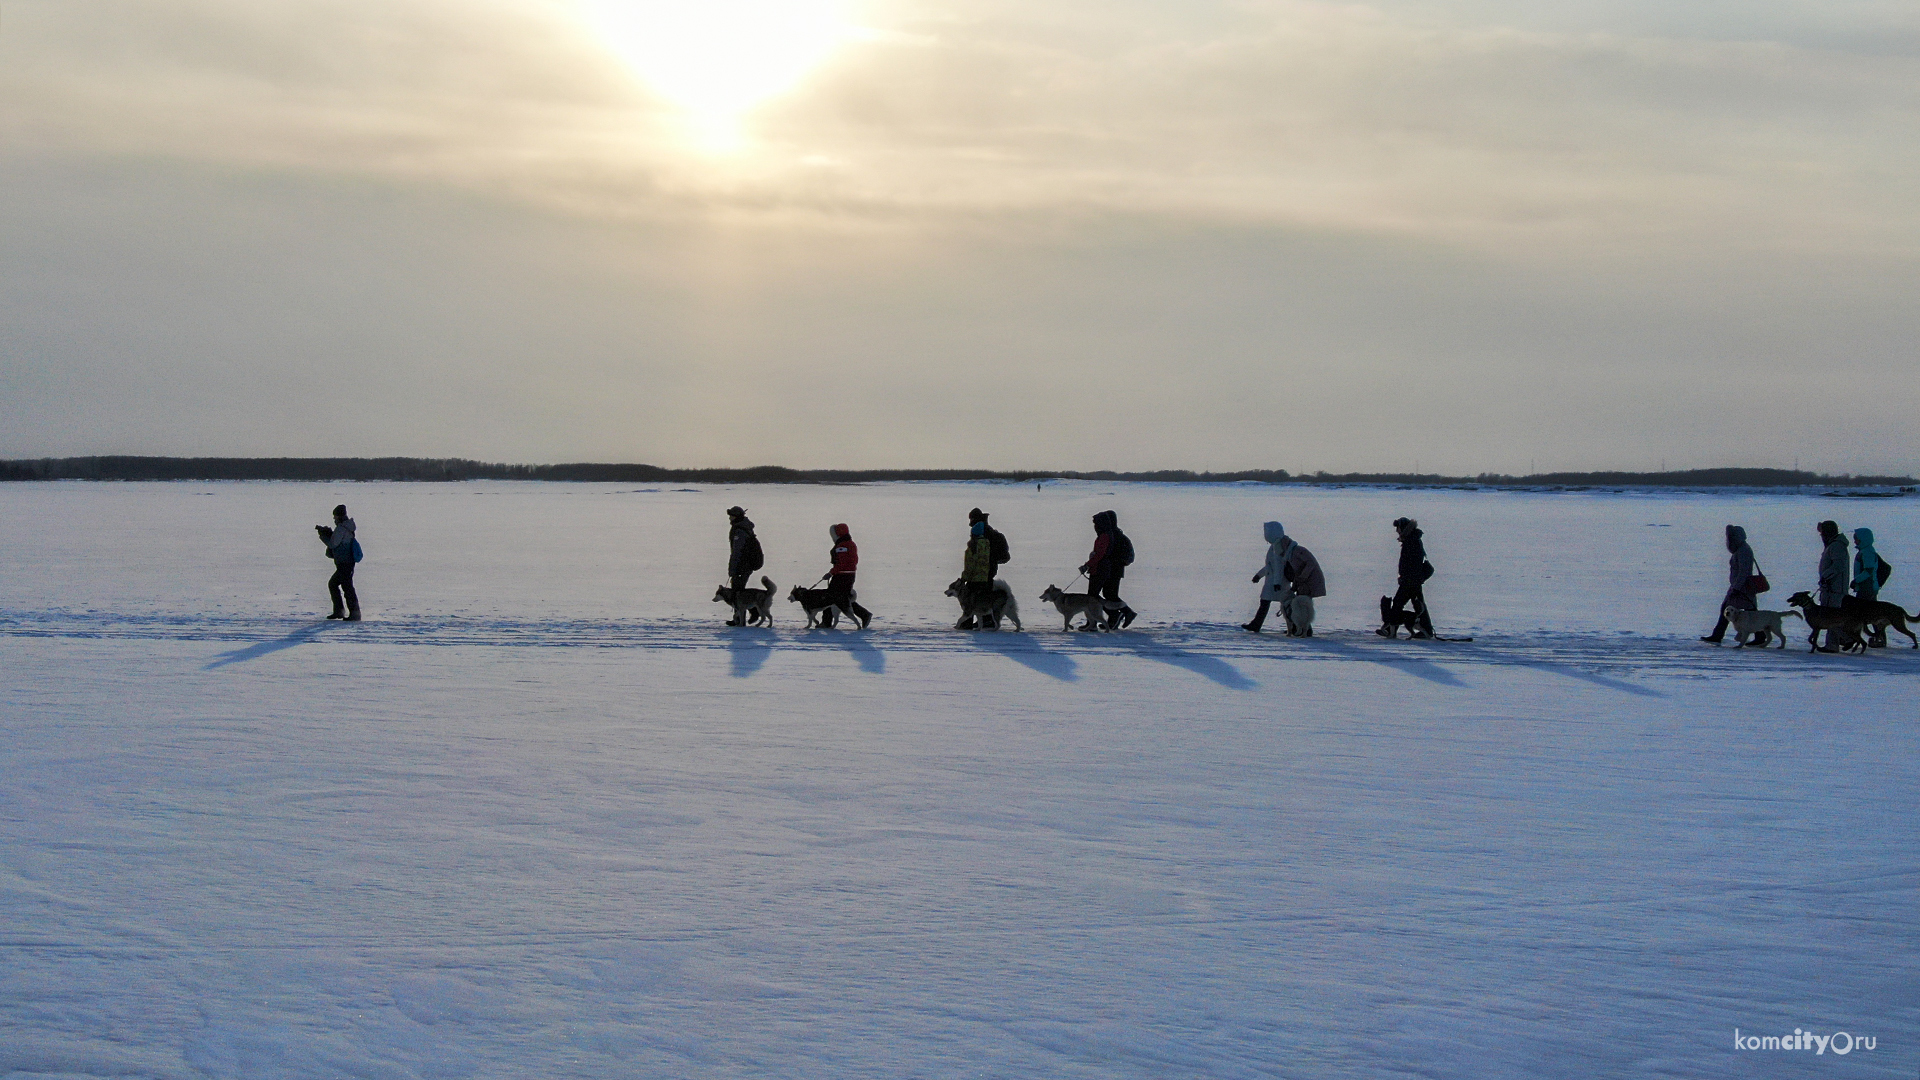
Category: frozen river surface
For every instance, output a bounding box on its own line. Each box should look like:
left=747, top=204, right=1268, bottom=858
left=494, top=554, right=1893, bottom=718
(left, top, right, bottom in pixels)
left=1, top=481, right=1914, bottom=1078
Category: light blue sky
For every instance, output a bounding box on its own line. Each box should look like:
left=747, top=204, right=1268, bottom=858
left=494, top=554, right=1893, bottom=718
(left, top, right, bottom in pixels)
left=1, top=0, right=1915, bottom=473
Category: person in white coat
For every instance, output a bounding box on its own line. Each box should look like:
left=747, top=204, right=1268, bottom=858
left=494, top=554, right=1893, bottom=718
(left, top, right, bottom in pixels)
left=1245, top=521, right=1325, bottom=635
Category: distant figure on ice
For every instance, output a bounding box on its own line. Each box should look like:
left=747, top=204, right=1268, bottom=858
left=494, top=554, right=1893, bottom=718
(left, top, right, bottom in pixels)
left=1816, top=520, right=1850, bottom=652
left=1079, top=510, right=1137, bottom=629
left=1850, top=527, right=1890, bottom=647
left=826, top=523, right=873, bottom=629
left=315, top=504, right=361, bottom=621
left=1701, top=524, right=1766, bottom=645
left=1245, top=521, right=1323, bottom=635
left=1379, top=517, right=1436, bottom=639
left=725, top=506, right=765, bottom=626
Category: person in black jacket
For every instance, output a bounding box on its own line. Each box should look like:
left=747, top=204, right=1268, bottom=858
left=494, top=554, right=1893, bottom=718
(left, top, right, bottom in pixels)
left=1379, top=517, right=1433, bottom=639
left=725, top=506, right=764, bottom=626
left=1701, top=524, right=1764, bottom=645
left=315, top=503, right=360, bottom=621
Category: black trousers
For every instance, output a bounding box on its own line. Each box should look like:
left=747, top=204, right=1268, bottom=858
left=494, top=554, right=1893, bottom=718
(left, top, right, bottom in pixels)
left=1090, top=575, right=1135, bottom=627
left=328, top=560, right=359, bottom=616
left=827, top=574, right=873, bottom=624
left=1390, top=581, right=1434, bottom=636
left=1706, top=587, right=1757, bottom=641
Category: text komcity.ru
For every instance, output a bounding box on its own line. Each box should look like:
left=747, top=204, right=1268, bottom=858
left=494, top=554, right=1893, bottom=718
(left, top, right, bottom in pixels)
left=1734, top=1029, right=1876, bottom=1055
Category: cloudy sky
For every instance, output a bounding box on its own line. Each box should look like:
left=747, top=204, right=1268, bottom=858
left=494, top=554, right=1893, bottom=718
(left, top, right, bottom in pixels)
left=2, top=0, right=1915, bottom=473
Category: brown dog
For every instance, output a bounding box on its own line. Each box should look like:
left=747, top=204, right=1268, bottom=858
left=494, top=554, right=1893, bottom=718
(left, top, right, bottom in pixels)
left=1785, top=592, right=1866, bottom=653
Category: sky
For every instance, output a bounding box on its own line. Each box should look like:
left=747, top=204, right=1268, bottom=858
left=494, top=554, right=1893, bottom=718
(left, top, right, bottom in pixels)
left=1, top=0, right=1916, bottom=474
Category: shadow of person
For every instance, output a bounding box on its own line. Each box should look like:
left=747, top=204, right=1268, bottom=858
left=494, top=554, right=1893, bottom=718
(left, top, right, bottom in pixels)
left=821, top=627, right=885, bottom=674
left=1293, top=635, right=1468, bottom=688
left=1098, top=631, right=1258, bottom=690
left=204, top=621, right=334, bottom=670
left=965, top=631, right=1079, bottom=682
left=726, top=627, right=775, bottom=678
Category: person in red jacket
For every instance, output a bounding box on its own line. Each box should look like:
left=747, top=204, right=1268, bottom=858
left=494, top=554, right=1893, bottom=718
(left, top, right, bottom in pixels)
left=827, top=523, right=874, bottom=628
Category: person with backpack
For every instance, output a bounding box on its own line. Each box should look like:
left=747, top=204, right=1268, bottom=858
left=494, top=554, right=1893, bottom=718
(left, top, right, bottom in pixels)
left=315, top=503, right=361, bottom=621
left=826, top=523, right=874, bottom=629
left=1850, top=526, right=1890, bottom=647
left=958, top=512, right=998, bottom=628
left=1380, top=517, right=1436, bottom=639
left=725, top=506, right=764, bottom=626
left=1701, top=524, right=1766, bottom=645
left=953, top=509, right=1012, bottom=629
left=1080, top=509, right=1138, bottom=629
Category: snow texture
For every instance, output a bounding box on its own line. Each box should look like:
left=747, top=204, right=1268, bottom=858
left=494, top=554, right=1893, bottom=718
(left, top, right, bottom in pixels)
left=1, top=481, right=1914, bottom=1078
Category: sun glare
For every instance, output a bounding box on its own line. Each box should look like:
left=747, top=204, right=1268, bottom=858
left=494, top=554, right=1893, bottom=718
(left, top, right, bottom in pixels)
left=580, top=0, right=851, bottom=150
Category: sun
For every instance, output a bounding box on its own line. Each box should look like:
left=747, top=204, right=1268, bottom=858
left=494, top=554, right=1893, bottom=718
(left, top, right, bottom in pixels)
left=579, top=0, right=852, bottom=150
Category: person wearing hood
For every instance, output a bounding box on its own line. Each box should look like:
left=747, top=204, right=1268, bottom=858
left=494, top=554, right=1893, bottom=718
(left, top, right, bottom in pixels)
left=1245, top=522, right=1325, bottom=635
left=1079, top=510, right=1138, bottom=629
left=958, top=513, right=998, bottom=628
left=1701, top=524, right=1764, bottom=645
left=315, top=503, right=360, bottom=621
left=825, top=523, right=873, bottom=629
left=1816, top=520, right=1850, bottom=651
left=725, top=506, right=764, bottom=626
left=1851, top=526, right=1886, bottom=647
left=1380, top=517, right=1435, bottom=639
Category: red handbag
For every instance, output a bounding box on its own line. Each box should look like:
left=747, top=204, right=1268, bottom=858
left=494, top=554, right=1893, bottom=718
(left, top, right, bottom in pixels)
left=1746, top=561, right=1770, bottom=595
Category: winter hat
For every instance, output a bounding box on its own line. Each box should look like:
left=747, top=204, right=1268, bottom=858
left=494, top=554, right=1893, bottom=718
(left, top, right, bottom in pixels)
left=968, top=508, right=987, bottom=522
left=333, top=504, right=348, bottom=517
left=727, top=506, right=746, bottom=518
left=1818, top=520, right=1841, bottom=542
left=1393, top=517, right=1415, bottom=530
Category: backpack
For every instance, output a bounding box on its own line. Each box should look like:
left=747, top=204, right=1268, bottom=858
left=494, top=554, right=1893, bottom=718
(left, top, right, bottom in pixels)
left=1877, top=557, right=1893, bottom=587
left=351, top=538, right=364, bottom=564
left=988, top=527, right=1011, bottom=567
left=741, top=533, right=764, bottom=573
left=1111, top=530, right=1134, bottom=567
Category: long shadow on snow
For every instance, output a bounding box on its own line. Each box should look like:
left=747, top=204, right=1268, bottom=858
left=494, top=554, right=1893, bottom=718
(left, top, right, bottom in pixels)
left=726, top=627, right=775, bottom=677
left=1294, top=635, right=1467, bottom=688
left=965, top=631, right=1078, bottom=682
left=205, top=622, right=335, bottom=669
left=807, top=626, right=885, bottom=674
left=1490, top=650, right=1666, bottom=698
left=1096, top=631, right=1258, bottom=690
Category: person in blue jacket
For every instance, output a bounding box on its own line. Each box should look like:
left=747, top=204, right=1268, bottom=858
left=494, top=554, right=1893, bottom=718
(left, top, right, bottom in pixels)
left=1851, top=527, right=1887, bottom=647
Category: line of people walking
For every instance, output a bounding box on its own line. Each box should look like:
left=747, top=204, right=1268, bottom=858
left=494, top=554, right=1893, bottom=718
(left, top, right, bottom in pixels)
left=1702, top=519, right=1896, bottom=650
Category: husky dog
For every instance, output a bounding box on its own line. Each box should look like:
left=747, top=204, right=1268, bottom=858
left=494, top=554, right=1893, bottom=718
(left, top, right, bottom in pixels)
left=946, top=578, right=1022, bottom=631
left=1038, top=584, right=1123, bottom=632
left=714, top=576, right=777, bottom=626
left=1722, top=606, right=1798, bottom=648
left=789, top=584, right=857, bottom=629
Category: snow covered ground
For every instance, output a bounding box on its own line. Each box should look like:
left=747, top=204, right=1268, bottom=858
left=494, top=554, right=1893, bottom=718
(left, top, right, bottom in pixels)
left=1, top=481, right=1915, bottom=1078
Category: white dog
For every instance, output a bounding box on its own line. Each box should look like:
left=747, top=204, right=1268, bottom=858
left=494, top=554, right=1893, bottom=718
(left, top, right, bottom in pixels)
left=1724, top=605, right=1798, bottom=648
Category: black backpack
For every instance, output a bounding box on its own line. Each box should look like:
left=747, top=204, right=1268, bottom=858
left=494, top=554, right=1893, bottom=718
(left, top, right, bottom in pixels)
left=741, top=533, right=764, bottom=573
left=988, top=527, right=1011, bottom=567
left=1111, top=530, right=1134, bottom=567
left=1878, top=557, right=1893, bottom=587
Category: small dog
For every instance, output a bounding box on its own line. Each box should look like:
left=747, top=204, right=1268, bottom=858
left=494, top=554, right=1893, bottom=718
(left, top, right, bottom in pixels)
left=1722, top=606, right=1798, bottom=648
left=1785, top=592, right=1865, bottom=653
left=1038, top=584, right=1122, bottom=631
left=946, top=578, right=1022, bottom=631
left=1845, top=597, right=1920, bottom=648
left=1377, top=596, right=1427, bottom=639
left=789, top=584, right=857, bottom=629
left=714, top=576, right=777, bottom=626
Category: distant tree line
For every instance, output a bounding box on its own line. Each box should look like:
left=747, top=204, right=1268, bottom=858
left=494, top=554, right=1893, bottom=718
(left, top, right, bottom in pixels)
left=0, top=457, right=1912, bottom=488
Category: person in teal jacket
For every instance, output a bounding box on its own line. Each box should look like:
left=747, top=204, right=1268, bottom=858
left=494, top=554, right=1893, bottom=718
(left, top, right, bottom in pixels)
left=1852, top=527, right=1886, bottom=647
